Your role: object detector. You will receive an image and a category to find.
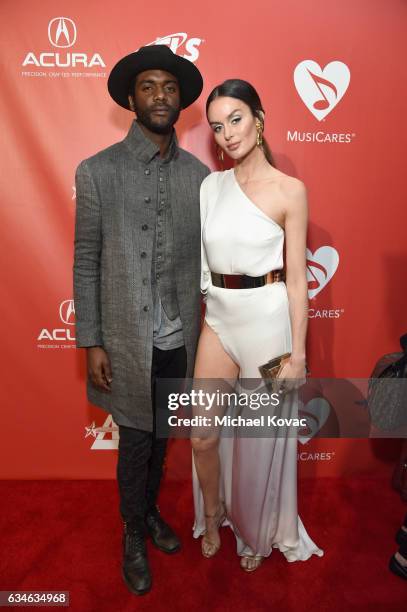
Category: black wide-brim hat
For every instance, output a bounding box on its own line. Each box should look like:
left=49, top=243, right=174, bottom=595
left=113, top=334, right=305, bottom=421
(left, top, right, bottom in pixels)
left=108, top=45, right=203, bottom=110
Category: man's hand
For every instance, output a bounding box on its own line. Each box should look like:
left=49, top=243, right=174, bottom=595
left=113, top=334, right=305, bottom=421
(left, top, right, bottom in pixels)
left=87, top=347, right=112, bottom=392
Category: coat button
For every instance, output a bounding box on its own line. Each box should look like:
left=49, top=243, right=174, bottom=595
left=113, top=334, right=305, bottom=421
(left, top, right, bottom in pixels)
left=144, top=196, right=151, bottom=203
left=143, top=305, right=149, bottom=312
left=156, top=273, right=160, bottom=280
left=141, top=251, right=147, bottom=258
left=142, top=224, right=148, bottom=231
left=159, top=176, right=164, bottom=182
left=144, top=169, right=151, bottom=176
left=142, top=278, right=148, bottom=285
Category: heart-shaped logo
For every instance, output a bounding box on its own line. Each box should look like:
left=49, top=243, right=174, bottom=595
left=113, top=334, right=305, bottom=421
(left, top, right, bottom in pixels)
left=298, top=398, right=331, bottom=445
left=294, top=60, right=350, bottom=121
left=307, top=246, right=339, bottom=299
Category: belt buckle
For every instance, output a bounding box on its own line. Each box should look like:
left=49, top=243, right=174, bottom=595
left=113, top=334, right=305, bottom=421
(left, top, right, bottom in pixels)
left=211, top=272, right=225, bottom=288
left=225, top=274, right=242, bottom=289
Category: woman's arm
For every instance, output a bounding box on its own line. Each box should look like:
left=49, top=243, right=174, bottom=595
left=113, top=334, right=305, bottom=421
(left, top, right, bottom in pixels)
left=281, top=178, right=309, bottom=376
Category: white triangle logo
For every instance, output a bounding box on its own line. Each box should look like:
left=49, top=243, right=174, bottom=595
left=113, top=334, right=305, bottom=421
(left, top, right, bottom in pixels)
left=85, top=415, right=119, bottom=450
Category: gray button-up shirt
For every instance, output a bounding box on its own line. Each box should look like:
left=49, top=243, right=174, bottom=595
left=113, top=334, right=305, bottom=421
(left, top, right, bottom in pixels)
left=150, top=141, right=184, bottom=350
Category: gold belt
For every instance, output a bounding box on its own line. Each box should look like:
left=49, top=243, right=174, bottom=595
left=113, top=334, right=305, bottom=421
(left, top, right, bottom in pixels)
left=211, top=270, right=285, bottom=289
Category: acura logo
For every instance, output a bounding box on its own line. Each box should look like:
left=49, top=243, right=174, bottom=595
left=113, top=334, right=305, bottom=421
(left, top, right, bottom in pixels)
left=59, top=300, right=75, bottom=325
left=48, top=17, right=77, bottom=48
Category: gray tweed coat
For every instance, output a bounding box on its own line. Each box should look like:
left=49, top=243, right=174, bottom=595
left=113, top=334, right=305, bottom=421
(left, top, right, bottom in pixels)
left=73, top=120, right=209, bottom=431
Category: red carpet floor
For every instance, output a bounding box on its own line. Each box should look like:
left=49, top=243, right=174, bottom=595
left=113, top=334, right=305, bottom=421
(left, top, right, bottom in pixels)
left=1, top=472, right=406, bottom=611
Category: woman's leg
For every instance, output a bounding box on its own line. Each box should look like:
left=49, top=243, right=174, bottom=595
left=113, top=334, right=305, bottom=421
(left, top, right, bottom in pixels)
left=191, top=322, right=239, bottom=555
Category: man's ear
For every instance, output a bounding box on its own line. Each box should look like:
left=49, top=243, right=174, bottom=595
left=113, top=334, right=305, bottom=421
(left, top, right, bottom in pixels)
left=128, top=95, right=135, bottom=112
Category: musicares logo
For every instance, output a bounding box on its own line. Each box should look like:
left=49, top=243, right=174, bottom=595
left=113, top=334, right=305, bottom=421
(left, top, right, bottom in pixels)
left=298, top=397, right=331, bottom=445
left=144, top=33, right=203, bottom=62
left=288, top=61, right=354, bottom=144
left=294, top=60, right=350, bottom=121
left=307, top=246, right=339, bottom=299
left=307, top=247, right=344, bottom=319
left=22, top=17, right=106, bottom=70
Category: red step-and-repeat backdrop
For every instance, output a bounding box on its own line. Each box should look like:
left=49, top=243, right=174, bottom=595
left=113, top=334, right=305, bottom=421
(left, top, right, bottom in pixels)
left=2, top=0, right=406, bottom=478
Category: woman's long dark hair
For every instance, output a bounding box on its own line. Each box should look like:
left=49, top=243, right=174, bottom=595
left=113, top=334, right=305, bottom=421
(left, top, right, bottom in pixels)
left=206, top=79, right=275, bottom=167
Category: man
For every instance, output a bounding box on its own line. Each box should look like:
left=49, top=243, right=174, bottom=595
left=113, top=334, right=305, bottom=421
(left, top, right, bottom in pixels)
left=73, top=45, right=209, bottom=595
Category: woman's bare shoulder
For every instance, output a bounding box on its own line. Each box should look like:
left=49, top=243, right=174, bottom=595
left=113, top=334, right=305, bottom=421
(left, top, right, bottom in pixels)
left=263, top=168, right=306, bottom=208
left=270, top=169, right=305, bottom=197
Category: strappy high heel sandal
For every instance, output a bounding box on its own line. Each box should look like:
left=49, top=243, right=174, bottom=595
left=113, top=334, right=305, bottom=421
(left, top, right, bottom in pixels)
left=201, top=502, right=226, bottom=558
left=240, top=555, right=264, bottom=572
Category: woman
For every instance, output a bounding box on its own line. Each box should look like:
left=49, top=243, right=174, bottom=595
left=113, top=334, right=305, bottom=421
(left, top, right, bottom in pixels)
left=191, top=79, right=323, bottom=571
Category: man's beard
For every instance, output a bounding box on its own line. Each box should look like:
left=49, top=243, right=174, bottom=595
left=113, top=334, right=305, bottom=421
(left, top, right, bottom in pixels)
left=135, top=103, right=181, bottom=135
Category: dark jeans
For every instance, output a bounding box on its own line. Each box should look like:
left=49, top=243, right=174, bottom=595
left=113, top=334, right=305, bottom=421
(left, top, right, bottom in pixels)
left=117, top=345, right=187, bottom=529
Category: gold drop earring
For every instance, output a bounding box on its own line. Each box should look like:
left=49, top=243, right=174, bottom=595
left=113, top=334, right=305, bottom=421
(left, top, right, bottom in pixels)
left=256, top=121, right=263, bottom=147
left=216, top=145, right=224, bottom=162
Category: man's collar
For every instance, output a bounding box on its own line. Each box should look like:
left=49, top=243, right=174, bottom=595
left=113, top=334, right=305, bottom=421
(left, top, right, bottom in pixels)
left=123, top=119, right=179, bottom=164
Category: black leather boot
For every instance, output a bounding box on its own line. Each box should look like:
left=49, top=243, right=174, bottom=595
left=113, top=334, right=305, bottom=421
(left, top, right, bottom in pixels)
left=145, top=505, right=181, bottom=554
left=389, top=554, right=407, bottom=580
left=395, top=513, right=407, bottom=547
left=122, top=523, right=152, bottom=595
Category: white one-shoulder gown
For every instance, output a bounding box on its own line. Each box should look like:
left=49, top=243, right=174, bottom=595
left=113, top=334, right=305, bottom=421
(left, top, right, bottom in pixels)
left=192, top=169, right=323, bottom=561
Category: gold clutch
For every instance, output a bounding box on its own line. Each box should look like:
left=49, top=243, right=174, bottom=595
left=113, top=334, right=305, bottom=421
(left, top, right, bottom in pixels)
left=259, top=353, right=309, bottom=394
left=259, top=353, right=291, bottom=385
